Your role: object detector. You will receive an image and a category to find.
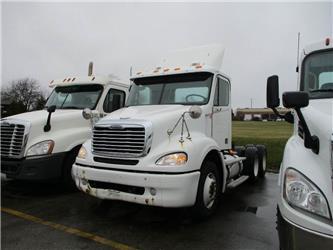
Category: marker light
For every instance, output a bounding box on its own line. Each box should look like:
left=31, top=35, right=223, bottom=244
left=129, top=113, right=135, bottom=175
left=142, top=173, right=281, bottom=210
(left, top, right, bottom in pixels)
left=156, top=152, right=188, bottom=166
left=325, top=38, right=330, bottom=46
left=77, top=146, right=87, bottom=159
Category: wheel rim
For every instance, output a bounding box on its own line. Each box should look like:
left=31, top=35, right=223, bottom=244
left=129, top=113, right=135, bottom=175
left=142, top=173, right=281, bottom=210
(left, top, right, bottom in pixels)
left=253, top=157, right=259, bottom=177
left=262, top=154, right=267, bottom=172
left=203, top=172, right=217, bottom=209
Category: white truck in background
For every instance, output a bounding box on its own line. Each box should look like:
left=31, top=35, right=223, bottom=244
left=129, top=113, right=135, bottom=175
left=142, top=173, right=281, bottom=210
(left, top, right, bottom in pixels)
left=72, top=45, right=267, bottom=217
left=266, top=38, right=333, bottom=249
left=0, top=63, right=129, bottom=187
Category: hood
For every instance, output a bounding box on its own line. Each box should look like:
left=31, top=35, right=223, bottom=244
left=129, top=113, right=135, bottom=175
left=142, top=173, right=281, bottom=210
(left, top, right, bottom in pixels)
left=3, top=109, right=91, bottom=151
left=6, top=109, right=83, bottom=125
left=98, top=105, right=207, bottom=152
left=104, top=105, right=189, bottom=122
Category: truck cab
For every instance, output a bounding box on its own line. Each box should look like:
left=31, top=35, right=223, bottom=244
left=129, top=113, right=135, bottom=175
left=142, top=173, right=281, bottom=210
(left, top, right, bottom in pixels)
left=267, top=38, right=333, bottom=249
left=72, top=45, right=267, bottom=217
left=1, top=68, right=129, bottom=187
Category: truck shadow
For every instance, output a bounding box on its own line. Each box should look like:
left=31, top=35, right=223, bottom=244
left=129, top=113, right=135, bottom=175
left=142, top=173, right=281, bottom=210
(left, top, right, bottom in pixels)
left=91, top=175, right=276, bottom=226
left=1, top=179, right=77, bottom=199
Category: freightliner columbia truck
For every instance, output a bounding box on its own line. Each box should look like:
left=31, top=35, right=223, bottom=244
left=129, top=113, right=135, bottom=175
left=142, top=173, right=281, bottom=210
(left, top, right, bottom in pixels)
left=267, top=38, right=333, bottom=249
left=72, top=45, right=267, bottom=217
left=1, top=63, right=128, bottom=187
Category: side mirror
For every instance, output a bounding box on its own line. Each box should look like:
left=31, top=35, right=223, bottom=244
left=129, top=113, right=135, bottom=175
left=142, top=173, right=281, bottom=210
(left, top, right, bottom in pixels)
left=266, top=75, right=280, bottom=108
left=47, top=105, right=56, bottom=113
left=82, top=108, right=92, bottom=120
left=189, top=106, right=202, bottom=119
left=282, top=92, right=309, bottom=109
left=44, top=105, right=56, bottom=132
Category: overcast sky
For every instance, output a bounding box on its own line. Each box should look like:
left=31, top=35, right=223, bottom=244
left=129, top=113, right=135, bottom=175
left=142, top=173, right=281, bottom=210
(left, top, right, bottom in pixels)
left=2, top=2, right=333, bottom=108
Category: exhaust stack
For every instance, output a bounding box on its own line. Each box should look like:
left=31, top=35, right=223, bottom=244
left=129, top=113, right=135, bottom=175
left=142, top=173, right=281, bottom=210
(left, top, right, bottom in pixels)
left=88, top=62, right=93, bottom=76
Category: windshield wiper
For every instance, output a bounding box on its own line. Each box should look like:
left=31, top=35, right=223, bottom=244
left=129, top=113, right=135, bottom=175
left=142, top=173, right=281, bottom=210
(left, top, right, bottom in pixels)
left=310, top=89, right=333, bottom=93
left=61, top=106, right=81, bottom=109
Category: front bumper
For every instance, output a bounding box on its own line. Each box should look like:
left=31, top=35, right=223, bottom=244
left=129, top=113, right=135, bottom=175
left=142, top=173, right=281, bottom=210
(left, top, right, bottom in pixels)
left=277, top=207, right=333, bottom=250
left=72, top=163, right=200, bottom=207
left=1, top=153, right=66, bottom=180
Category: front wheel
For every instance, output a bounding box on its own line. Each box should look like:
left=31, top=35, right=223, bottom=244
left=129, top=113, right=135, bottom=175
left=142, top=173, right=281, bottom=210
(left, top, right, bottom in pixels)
left=193, top=160, right=221, bottom=218
left=62, top=148, right=80, bottom=190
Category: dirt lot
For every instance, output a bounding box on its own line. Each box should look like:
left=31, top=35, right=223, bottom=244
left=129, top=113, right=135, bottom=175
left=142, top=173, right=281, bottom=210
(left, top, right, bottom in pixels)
left=1, top=173, right=279, bottom=250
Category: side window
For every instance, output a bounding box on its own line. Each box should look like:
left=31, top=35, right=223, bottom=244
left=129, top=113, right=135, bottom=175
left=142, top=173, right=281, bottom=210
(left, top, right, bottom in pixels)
left=219, top=78, right=230, bottom=106
left=103, top=88, right=125, bottom=113
left=214, top=77, right=230, bottom=106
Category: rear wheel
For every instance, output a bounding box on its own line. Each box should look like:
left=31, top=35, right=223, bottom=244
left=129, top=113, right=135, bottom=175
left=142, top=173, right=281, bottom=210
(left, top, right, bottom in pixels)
left=244, top=146, right=259, bottom=183
left=256, top=145, right=267, bottom=178
left=193, top=160, right=221, bottom=218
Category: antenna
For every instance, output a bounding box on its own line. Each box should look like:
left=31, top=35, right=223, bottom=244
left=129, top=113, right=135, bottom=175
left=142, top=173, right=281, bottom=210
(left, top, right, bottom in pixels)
left=130, top=66, right=133, bottom=77
left=296, top=32, right=300, bottom=73
left=88, top=62, right=93, bottom=76
left=296, top=33, right=301, bottom=87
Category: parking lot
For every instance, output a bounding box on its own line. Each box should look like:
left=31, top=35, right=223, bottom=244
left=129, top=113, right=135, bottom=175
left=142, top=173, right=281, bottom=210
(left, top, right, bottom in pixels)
left=1, top=173, right=279, bottom=250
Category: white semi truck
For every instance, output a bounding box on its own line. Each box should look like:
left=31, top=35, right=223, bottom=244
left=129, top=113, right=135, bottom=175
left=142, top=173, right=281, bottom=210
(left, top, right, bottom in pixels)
left=72, top=45, right=267, bottom=217
left=0, top=64, right=129, bottom=187
left=266, top=38, right=333, bottom=249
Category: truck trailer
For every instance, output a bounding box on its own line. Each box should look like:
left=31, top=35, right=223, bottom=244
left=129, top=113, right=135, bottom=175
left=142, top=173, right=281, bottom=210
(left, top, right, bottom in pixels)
left=72, top=45, right=267, bottom=217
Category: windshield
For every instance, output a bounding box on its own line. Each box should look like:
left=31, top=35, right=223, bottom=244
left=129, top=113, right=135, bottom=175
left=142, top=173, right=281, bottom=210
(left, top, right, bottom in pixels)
left=301, top=49, right=333, bottom=99
left=127, top=72, right=213, bottom=106
left=45, top=84, right=103, bottom=109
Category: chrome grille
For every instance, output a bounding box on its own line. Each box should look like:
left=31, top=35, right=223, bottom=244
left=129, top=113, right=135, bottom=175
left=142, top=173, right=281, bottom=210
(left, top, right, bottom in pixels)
left=92, top=124, right=146, bottom=158
left=1, top=123, right=26, bottom=158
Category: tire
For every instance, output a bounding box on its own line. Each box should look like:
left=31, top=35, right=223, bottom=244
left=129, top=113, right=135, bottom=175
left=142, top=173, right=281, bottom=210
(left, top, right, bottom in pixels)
left=62, top=148, right=80, bottom=190
left=234, top=146, right=245, bottom=157
left=193, top=160, right=221, bottom=218
left=256, top=145, right=267, bottom=178
left=243, top=146, right=259, bottom=183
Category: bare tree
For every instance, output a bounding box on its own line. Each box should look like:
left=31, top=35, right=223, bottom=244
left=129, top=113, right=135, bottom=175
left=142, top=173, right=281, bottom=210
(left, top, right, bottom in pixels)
left=1, top=78, right=47, bottom=117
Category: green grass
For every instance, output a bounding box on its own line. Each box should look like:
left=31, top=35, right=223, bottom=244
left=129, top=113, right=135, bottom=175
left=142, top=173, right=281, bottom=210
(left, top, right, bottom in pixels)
left=232, top=121, right=293, bottom=172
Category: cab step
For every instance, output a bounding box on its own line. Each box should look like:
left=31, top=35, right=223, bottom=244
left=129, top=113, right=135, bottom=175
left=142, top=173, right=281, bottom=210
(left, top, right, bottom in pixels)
left=227, top=175, right=249, bottom=189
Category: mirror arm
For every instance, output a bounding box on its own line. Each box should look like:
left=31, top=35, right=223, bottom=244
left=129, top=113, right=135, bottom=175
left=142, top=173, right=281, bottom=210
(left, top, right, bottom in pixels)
left=272, top=107, right=285, bottom=119
left=295, top=108, right=319, bottom=154
left=44, top=106, right=56, bottom=132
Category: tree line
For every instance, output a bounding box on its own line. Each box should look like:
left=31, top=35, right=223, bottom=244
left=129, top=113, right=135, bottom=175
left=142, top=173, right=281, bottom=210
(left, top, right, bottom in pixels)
left=1, top=78, right=47, bottom=118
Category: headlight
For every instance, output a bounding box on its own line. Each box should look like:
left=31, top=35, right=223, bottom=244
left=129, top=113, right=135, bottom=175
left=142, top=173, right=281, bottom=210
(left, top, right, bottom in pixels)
left=156, top=153, right=187, bottom=166
left=77, top=146, right=87, bottom=159
left=26, top=140, right=54, bottom=156
left=284, top=168, right=331, bottom=220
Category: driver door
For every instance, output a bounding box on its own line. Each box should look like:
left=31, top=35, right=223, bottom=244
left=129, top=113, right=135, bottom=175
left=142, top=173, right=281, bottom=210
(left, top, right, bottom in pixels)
left=212, top=76, right=231, bottom=149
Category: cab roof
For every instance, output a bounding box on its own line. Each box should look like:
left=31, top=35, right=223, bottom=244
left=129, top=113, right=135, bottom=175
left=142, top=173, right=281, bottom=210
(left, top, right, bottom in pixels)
left=49, top=75, right=129, bottom=89
left=302, top=37, right=333, bottom=58
left=131, top=44, right=227, bottom=80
